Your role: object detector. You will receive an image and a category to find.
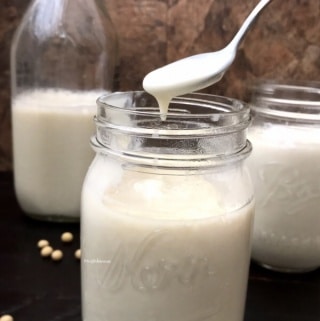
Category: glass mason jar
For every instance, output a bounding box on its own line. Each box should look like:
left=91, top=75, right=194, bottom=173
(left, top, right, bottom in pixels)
left=81, top=91, right=254, bottom=321
left=11, top=0, right=118, bottom=221
left=248, top=81, right=320, bottom=272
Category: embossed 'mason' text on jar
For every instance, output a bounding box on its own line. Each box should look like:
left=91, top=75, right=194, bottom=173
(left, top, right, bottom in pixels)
left=81, top=92, right=254, bottom=321
left=248, top=81, right=320, bottom=273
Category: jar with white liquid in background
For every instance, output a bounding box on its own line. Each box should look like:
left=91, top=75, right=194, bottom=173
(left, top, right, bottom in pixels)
left=10, top=0, right=118, bottom=221
left=81, top=91, right=254, bottom=321
left=248, top=81, right=320, bottom=273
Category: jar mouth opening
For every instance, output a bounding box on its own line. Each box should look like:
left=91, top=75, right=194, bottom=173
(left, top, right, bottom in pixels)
left=94, top=91, right=251, bottom=165
left=96, top=91, right=250, bottom=136
left=97, top=91, right=248, bottom=116
left=250, top=81, right=320, bottom=121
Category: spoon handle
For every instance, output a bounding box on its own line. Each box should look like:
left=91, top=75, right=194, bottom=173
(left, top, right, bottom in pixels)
left=228, top=0, right=273, bottom=50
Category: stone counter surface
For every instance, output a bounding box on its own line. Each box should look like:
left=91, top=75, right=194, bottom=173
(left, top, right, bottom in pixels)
left=1, top=0, right=320, bottom=171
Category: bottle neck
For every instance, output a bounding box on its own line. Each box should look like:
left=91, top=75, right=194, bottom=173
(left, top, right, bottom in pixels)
left=30, top=0, right=100, bottom=38
left=12, top=0, right=117, bottom=93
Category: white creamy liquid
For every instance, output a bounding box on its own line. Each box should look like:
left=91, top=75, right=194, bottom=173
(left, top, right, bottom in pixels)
left=248, top=126, right=320, bottom=271
left=142, top=53, right=226, bottom=120
left=12, top=89, right=101, bottom=218
left=81, top=157, right=254, bottom=321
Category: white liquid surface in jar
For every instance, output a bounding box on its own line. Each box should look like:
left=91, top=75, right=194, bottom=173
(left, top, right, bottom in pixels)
left=81, top=158, right=254, bottom=321
left=12, top=89, right=102, bottom=218
left=248, top=126, right=320, bottom=271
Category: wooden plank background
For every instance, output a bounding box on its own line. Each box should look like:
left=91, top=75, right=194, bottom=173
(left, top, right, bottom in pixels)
left=1, top=0, right=320, bottom=170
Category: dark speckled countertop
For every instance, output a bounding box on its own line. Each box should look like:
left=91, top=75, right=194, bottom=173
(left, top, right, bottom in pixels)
left=0, top=172, right=319, bottom=320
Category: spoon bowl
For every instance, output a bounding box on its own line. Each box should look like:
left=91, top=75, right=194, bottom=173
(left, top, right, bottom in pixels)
left=143, top=49, right=235, bottom=98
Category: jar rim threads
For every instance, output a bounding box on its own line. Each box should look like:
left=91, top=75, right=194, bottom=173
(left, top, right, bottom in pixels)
left=250, top=80, right=320, bottom=122
left=93, top=91, right=252, bottom=168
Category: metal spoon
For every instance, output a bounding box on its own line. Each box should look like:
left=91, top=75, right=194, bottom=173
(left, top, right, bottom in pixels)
left=143, top=0, right=272, bottom=101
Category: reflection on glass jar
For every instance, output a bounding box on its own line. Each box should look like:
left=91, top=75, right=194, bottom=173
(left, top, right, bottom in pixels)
left=248, top=80, right=320, bottom=273
left=11, top=0, right=118, bottom=221
left=81, top=92, right=254, bottom=321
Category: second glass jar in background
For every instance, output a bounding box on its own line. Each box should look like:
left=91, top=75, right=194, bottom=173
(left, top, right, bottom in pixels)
left=248, top=81, right=320, bottom=273
left=11, top=0, right=118, bottom=221
left=81, top=91, right=254, bottom=321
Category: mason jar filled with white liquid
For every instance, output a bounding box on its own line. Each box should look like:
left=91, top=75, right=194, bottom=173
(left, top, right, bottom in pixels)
left=81, top=91, right=254, bottom=321
left=248, top=81, right=320, bottom=273
left=10, top=0, right=118, bottom=221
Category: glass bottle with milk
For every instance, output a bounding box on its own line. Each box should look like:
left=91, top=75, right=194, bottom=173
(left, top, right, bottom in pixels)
left=248, top=81, right=320, bottom=272
left=81, top=91, right=254, bottom=321
left=10, top=0, right=118, bottom=221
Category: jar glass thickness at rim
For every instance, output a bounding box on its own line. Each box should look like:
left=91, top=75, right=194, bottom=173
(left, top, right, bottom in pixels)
left=93, top=91, right=252, bottom=168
